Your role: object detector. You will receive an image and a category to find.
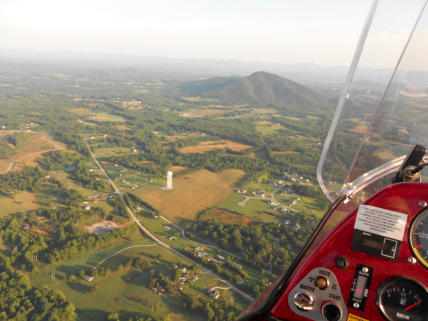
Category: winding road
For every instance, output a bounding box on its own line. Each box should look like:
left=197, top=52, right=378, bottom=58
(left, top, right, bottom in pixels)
left=86, top=141, right=254, bottom=302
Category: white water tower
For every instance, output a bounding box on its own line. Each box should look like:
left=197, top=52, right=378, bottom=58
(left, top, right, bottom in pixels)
left=166, top=171, right=173, bottom=190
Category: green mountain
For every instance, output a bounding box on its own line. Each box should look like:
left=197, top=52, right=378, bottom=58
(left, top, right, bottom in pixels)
left=181, top=71, right=330, bottom=112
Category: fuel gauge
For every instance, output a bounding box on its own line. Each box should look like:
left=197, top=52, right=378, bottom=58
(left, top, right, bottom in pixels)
left=377, top=276, right=428, bottom=321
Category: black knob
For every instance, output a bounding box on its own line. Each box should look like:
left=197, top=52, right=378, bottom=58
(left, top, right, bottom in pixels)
left=335, top=256, right=349, bottom=270
left=322, top=303, right=341, bottom=321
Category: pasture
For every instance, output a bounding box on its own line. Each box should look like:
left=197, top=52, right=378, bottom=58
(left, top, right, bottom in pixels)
left=135, top=169, right=244, bottom=222
left=290, top=196, right=330, bottom=218
left=70, top=108, right=93, bottom=115
left=180, top=140, right=251, bottom=154
left=89, top=113, right=126, bottom=123
left=181, top=108, right=228, bottom=117
left=0, top=132, right=65, bottom=173
left=255, top=120, right=285, bottom=135
left=201, top=208, right=255, bottom=226
left=217, top=193, right=282, bottom=222
left=93, top=146, right=133, bottom=158
left=0, top=191, right=39, bottom=216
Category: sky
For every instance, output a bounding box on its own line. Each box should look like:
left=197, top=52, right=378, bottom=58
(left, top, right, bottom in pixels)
left=0, top=0, right=426, bottom=68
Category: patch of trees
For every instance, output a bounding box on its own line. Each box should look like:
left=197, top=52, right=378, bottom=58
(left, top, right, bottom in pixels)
left=52, top=130, right=88, bottom=156
left=110, top=198, right=128, bottom=217
left=189, top=218, right=317, bottom=275
left=0, top=216, right=49, bottom=272
left=149, top=271, right=176, bottom=295
left=0, top=207, right=106, bottom=271
left=181, top=291, right=238, bottom=321
left=0, top=253, right=76, bottom=321
left=182, top=248, right=260, bottom=296
left=291, top=183, right=324, bottom=198
left=37, top=150, right=81, bottom=170
left=0, top=166, right=46, bottom=195
left=68, top=162, right=108, bottom=191
left=47, top=227, right=130, bottom=264
left=0, top=137, right=15, bottom=159
left=124, top=192, right=159, bottom=216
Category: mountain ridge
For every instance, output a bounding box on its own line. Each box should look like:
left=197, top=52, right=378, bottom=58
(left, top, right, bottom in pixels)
left=181, top=71, right=331, bottom=112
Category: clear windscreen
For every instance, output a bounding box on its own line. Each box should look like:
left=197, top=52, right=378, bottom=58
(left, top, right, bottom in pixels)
left=318, top=0, right=428, bottom=202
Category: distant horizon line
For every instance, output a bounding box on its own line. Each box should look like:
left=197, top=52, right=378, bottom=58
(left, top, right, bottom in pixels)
left=0, top=47, right=348, bottom=69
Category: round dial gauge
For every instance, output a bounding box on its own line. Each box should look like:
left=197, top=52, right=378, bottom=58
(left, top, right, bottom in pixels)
left=377, top=276, right=428, bottom=321
left=409, top=208, right=428, bottom=269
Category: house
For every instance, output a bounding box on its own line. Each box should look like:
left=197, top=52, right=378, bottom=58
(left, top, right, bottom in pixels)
left=163, top=225, right=171, bottom=230
left=209, top=290, right=220, bottom=299
left=217, top=255, right=225, bottom=261
left=83, top=275, right=94, bottom=282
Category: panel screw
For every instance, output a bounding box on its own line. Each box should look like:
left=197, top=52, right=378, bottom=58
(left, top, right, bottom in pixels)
left=408, top=257, right=417, bottom=264
left=353, top=302, right=360, bottom=309
left=418, top=201, right=427, bottom=208
left=362, top=266, right=369, bottom=273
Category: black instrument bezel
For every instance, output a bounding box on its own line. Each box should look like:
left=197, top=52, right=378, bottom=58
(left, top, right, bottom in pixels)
left=376, top=276, right=428, bottom=321
left=408, top=208, right=428, bottom=270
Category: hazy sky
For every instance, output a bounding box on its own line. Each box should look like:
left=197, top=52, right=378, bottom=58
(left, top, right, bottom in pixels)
left=0, top=0, right=426, bottom=68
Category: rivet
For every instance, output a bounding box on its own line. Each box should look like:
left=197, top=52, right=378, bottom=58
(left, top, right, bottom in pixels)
left=418, top=201, right=427, bottom=208
left=408, top=257, right=417, bottom=264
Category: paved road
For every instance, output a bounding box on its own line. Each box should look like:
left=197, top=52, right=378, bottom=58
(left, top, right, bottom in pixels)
left=86, top=141, right=254, bottom=302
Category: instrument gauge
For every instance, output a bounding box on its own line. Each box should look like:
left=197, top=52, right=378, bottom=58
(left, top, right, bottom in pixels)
left=409, top=208, right=428, bottom=269
left=377, top=276, right=428, bottom=321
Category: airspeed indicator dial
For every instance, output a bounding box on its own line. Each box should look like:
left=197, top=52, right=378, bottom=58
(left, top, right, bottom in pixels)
left=409, top=208, right=428, bottom=269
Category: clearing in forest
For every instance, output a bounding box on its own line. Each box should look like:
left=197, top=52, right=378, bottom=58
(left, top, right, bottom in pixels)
left=89, top=113, right=126, bottom=123
left=181, top=108, right=228, bottom=117
left=180, top=140, right=251, bottom=154
left=70, top=108, right=93, bottom=115
left=202, top=208, right=254, bottom=226
left=0, top=191, right=39, bottom=216
left=0, top=133, right=65, bottom=173
left=135, top=169, right=244, bottom=222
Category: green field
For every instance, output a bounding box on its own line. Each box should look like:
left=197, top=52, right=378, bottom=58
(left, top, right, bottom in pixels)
left=30, top=231, right=243, bottom=321
left=90, top=112, right=126, bottom=123
left=93, top=147, right=134, bottom=158
left=217, top=193, right=282, bottom=222
left=0, top=191, right=40, bottom=216
left=291, top=196, right=329, bottom=218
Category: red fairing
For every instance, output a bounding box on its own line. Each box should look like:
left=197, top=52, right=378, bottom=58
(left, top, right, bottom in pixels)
left=269, top=183, right=428, bottom=320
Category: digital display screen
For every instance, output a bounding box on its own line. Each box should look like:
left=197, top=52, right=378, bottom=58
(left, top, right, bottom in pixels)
left=362, top=238, right=383, bottom=250
left=354, top=275, right=368, bottom=299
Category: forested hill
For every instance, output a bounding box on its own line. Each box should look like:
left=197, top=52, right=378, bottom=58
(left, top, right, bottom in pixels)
left=181, top=71, right=331, bottom=112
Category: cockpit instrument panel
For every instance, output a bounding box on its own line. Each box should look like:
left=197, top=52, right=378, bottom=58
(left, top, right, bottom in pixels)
left=265, top=183, right=428, bottom=321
